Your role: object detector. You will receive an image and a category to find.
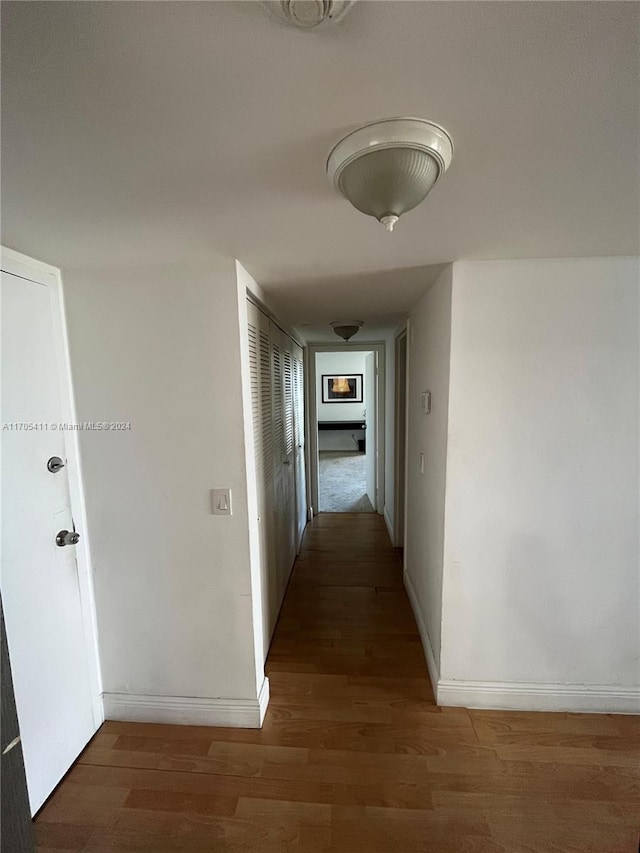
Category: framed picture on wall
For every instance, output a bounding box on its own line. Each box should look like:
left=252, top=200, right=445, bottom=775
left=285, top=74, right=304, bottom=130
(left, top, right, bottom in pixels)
left=322, top=374, right=363, bottom=403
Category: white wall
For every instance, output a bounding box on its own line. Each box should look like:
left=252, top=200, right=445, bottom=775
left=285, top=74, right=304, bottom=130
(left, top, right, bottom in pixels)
left=404, top=267, right=453, bottom=680
left=316, top=351, right=367, bottom=451
left=316, top=350, right=367, bottom=422
left=439, top=258, right=639, bottom=710
left=63, top=257, right=267, bottom=724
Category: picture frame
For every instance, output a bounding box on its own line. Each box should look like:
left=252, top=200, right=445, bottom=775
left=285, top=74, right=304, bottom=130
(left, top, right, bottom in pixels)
left=321, top=374, right=363, bottom=404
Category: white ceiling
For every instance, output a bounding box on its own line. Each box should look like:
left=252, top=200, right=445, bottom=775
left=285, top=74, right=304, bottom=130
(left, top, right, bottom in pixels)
left=2, top=1, right=638, bottom=341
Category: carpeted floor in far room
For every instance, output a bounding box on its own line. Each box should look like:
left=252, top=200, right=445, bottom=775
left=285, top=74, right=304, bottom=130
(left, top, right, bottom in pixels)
left=318, top=450, right=374, bottom=513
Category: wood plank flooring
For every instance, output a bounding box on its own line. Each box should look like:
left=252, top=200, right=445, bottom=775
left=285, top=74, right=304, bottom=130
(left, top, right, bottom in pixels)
left=35, top=513, right=640, bottom=852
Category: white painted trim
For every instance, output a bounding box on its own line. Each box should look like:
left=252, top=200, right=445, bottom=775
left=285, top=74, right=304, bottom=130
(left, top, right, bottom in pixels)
left=0, top=247, right=104, bottom=730
left=402, top=320, right=411, bottom=554
left=404, top=556, right=640, bottom=715
left=383, top=505, right=394, bottom=541
left=56, top=263, right=105, bottom=730
left=392, top=327, right=408, bottom=548
left=1, top=245, right=60, bottom=280
left=257, top=675, right=270, bottom=725
left=103, top=677, right=271, bottom=728
left=236, top=272, right=266, bottom=684
left=403, top=568, right=440, bottom=695
left=303, top=348, right=315, bottom=517
left=437, top=680, right=640, bottom=715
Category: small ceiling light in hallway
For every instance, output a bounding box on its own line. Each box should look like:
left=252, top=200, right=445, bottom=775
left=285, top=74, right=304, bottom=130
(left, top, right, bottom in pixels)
left=327, top=118, right=454, bottom=231
left=331, top=320, right=363, bottom=342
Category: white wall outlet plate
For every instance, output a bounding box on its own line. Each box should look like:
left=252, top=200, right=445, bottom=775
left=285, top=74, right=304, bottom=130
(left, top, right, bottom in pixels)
left=422, top=391, right=431, bottom=414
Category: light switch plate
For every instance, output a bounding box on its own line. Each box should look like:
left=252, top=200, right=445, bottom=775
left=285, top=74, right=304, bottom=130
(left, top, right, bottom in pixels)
left=211, top=488, right=232, bottom=515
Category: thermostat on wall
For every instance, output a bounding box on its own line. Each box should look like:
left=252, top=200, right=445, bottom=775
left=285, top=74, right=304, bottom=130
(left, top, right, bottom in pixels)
left=421, top=391, right=431, bottom=414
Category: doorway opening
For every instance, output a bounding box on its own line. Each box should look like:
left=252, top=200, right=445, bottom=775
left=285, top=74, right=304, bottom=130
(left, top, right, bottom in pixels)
left=307, top=343, right=385, bottom=517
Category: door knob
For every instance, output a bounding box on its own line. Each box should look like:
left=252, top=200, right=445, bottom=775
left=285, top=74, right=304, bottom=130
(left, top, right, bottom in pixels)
left=47, top=456, right=65, bottom=473
left=56, top=530, right=80, bottom=547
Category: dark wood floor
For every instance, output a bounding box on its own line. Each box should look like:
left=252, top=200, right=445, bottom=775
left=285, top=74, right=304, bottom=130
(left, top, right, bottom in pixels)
left=36, top=513, right=639, bottom=852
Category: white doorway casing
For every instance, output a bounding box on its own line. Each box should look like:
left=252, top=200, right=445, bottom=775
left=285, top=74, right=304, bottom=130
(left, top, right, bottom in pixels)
left=307, top=342, right=385, bottom=516
left=393, top=329, right=408, bottom=548
left=364, top=351, right=377, bottom=510
left=293, top=345, right=306, bottom=551
left=0, top=248, right=102, bottom=813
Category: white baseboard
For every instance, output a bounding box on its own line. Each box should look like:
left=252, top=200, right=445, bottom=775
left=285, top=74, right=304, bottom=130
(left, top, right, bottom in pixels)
left=257, top=676, right=270, bottom=724
left=400, top=572, right=639, bottom=715
left=403, top=568, right=440, bottom=694
left=103, top=677, right=270, bottom=728
left=383, top=505, right=394, bottom=543
left=403, top=566, right=639, bottom=715
left=437, top=679, right=640, bottom=715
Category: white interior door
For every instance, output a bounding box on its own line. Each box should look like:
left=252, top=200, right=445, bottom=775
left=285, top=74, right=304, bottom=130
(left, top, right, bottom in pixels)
left=1, top=266, right=98, bottom=813
left=365, top=351, right=377, bottom=510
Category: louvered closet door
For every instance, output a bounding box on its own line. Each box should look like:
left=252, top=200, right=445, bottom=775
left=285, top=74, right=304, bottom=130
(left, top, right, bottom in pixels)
left=247, top=302, right=304, bottom=655
left=247, top=302, right=277, bottom=650
left=258, top=314, right=277, bottom=642
left=282, top=344, right=297, bottom=570
left=271, top=323, right=296, bottom=599
left=292, top=344, right=306, bottom=551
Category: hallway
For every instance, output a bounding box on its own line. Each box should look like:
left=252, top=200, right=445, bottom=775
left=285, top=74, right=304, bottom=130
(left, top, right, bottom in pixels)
left=35, top=515, right=638, bottom=852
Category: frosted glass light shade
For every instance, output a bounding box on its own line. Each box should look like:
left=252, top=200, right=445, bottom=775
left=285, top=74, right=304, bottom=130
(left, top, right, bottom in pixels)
left=338, top=148, right=440, bottom=221
left=331, top=320, right=363, bottom=341
left=327, top=118, right=453, bottom=231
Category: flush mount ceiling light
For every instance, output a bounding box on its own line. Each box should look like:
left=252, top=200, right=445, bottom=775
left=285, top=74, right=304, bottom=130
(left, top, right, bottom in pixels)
left=327, top=117, right=454, bottom=232
left=331, top=320, right=363, bottom=342
left=264, top=1, right=355, bottom=30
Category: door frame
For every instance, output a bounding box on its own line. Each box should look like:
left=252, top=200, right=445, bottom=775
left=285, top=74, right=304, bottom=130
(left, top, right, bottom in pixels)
left=393, top=327, right=408, bottom=548
left=306, top=341, right=386, bottom=516
left=291, top=342, right=306, bottom=554
left=1, top=247, right=103, bottom=731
